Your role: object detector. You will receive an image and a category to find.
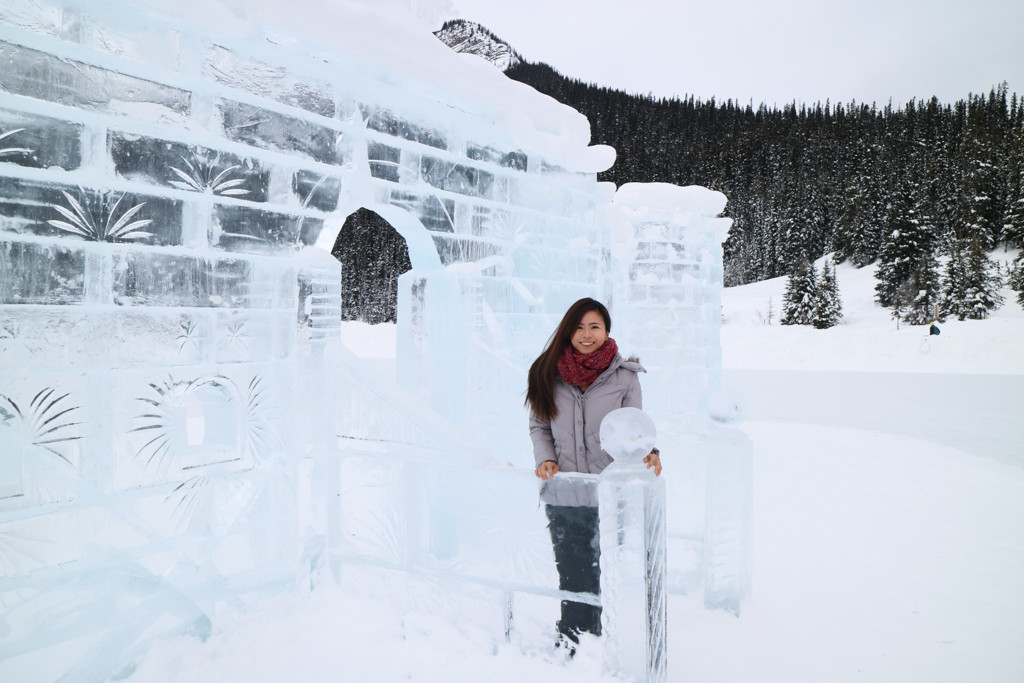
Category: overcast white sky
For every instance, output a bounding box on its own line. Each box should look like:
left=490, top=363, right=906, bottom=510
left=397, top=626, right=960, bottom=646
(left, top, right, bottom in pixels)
left=447, top=0, right=1024, bottom=107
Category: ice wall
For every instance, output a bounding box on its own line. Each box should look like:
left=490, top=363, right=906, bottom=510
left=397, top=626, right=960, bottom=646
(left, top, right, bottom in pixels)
left=1, top=0, right=748, bottom=679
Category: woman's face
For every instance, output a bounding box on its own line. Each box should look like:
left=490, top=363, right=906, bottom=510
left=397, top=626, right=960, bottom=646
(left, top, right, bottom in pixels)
left=571, top=310, right=609, bottom=355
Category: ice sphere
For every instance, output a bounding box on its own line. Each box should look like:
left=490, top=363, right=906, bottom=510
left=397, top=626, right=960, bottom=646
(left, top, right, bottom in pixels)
left=599, top=407, right=657, bottom=461
left=709, top=389, right=746, bottom=424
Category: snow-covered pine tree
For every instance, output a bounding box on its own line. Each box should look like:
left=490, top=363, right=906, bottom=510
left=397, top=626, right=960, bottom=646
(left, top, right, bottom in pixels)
left=904, top=258, right=943, bottom=325
left=874, top=189, right=941, bottom=323
left=1003, top=110, right=1024, bottom=249
left=876, top=197, right=915, bottom=308
left=1006, top=180, right=1024, bottom=250
left=1008, top=252, right=1024, bottom=307
left=781, top=257, right=817, bottom=325
left=834, top=164, right=888, bottom=267
left=959, top=87, right=1010, bottom=250
left=890, top=277, right=918, bottom=328
left=941, top=234, right=1004, bottom=319
left=811, top=258, right=842, bottom=328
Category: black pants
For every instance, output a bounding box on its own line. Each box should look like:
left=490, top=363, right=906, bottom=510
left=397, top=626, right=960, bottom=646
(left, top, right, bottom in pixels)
left=545, top=505, right=601, bottom=641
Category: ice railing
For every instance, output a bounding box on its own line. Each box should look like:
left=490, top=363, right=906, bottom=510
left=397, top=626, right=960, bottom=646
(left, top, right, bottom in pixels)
left=331, top=457, right=667, bottom=683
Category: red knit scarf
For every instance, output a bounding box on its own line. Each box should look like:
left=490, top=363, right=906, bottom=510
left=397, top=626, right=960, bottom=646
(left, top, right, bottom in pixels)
left=557, top=338, right=618, bottom=388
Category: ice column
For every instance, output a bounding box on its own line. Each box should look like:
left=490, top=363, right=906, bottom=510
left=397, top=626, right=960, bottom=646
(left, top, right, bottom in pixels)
left=598, top=461, right=668, bottom=682
left=608, top=183, right=753, bottom=613
left=702, top=427, right=753, bottom=614
left=608, top=182, right=732, bottom=436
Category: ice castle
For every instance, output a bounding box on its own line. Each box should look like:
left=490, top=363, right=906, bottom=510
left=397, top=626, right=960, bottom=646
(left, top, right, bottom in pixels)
left=0, top=1, right=751, bottom=680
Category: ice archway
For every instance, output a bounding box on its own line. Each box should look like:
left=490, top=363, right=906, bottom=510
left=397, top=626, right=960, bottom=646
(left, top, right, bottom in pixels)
left=318, top=203, right=442, bottom=272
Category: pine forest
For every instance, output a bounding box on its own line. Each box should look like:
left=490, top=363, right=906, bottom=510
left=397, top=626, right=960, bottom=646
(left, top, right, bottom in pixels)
left=505, top=63, right=1024, bottom=324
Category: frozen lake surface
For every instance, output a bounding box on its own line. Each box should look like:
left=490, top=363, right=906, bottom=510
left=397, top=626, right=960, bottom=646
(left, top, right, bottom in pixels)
left=724, top=369, right=1024, bottom=468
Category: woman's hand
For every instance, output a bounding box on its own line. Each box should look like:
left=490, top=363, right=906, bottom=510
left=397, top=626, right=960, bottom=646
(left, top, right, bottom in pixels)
left=644, top=451, right=662, bottom=476
left=535, top=461, right=559, bottom=480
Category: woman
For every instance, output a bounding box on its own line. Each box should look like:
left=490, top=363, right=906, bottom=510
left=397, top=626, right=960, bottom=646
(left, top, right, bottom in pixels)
left=525, top=297, right=661, bottom=651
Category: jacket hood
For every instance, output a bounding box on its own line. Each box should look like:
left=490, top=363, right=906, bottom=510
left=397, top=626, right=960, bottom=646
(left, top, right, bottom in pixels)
left=619, top=353, right=646, bottom=374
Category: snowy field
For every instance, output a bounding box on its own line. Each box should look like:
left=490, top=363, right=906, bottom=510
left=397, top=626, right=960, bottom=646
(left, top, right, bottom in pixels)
left=124, top=257, right=1024, bottom=683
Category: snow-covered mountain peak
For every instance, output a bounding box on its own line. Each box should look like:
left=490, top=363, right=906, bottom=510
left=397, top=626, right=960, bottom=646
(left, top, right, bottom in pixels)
left=434, top=19, right=522, bottom=71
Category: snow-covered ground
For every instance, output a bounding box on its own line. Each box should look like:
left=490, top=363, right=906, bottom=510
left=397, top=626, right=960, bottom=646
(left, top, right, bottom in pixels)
left=123, top=256, right=1024, bottom=683
left=722, top=252, right=1024, bottom=375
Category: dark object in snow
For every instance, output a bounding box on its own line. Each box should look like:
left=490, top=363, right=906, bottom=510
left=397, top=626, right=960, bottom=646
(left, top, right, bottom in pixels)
left=930, top=323, right=941, bottom=336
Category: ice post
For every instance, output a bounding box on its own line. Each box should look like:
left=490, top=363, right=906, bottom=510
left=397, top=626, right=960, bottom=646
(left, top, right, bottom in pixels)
left=599, top=464, right=668, bottom=681
left=598, top=408, right=667, bottom=682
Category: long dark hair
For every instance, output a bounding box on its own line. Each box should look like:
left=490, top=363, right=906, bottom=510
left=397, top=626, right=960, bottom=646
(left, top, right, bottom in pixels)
left=525, top=298, right=612, bottom=422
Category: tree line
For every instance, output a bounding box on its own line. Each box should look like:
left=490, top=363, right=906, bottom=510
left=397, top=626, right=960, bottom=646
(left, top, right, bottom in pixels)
left=505, top=63, right=1024, bottom=322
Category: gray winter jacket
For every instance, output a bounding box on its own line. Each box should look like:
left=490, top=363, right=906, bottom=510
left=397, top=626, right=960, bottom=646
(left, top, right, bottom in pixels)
left=530, top=353, right=645, bottom=475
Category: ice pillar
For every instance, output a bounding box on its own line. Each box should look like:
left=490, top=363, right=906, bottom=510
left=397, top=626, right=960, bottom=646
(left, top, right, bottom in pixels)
left=607, top=182, right=753, bottom=614
left=598, top=461, right=667, bottom=682
left=608, top=182, right=732, bottom=437
left=702, top=427, right=753, bottom=613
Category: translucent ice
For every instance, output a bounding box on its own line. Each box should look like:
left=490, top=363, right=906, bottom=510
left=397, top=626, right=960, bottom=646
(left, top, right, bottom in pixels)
left=599, top=407, right=657, bottom=461
left=709, top=389, right=746, bottom=424
left=599, top=459, right=668, bottom=682
left=1, top=1, right=749, bottom=680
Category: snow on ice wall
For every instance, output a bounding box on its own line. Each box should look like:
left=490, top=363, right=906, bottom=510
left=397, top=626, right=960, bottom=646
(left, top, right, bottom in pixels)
left=0, top=0, right=748, bottom=679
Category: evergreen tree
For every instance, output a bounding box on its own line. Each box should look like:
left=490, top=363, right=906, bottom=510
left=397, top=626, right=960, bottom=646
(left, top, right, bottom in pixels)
left=903, top=259, right=943, bottom=325
left=781, top=257, right=817, bottom=325
left=941, top=235, right=1004, bottom=319
left=811, top=258, right=843, bottom=328
left=1003, top=113, right=1024, bottom=248
left=1006, top=177, right=1024, bottom=249
left=957, top=87, right=1010, bottom=249
left=874, top=187, right=941, bottom=323
left=1009, top=252, right=1024, bottom=307
left=889, top=278, right=918, bottom=328
left=834, top=168, right=887, bottom=267
left=875, top=197, right=916, bottom=307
